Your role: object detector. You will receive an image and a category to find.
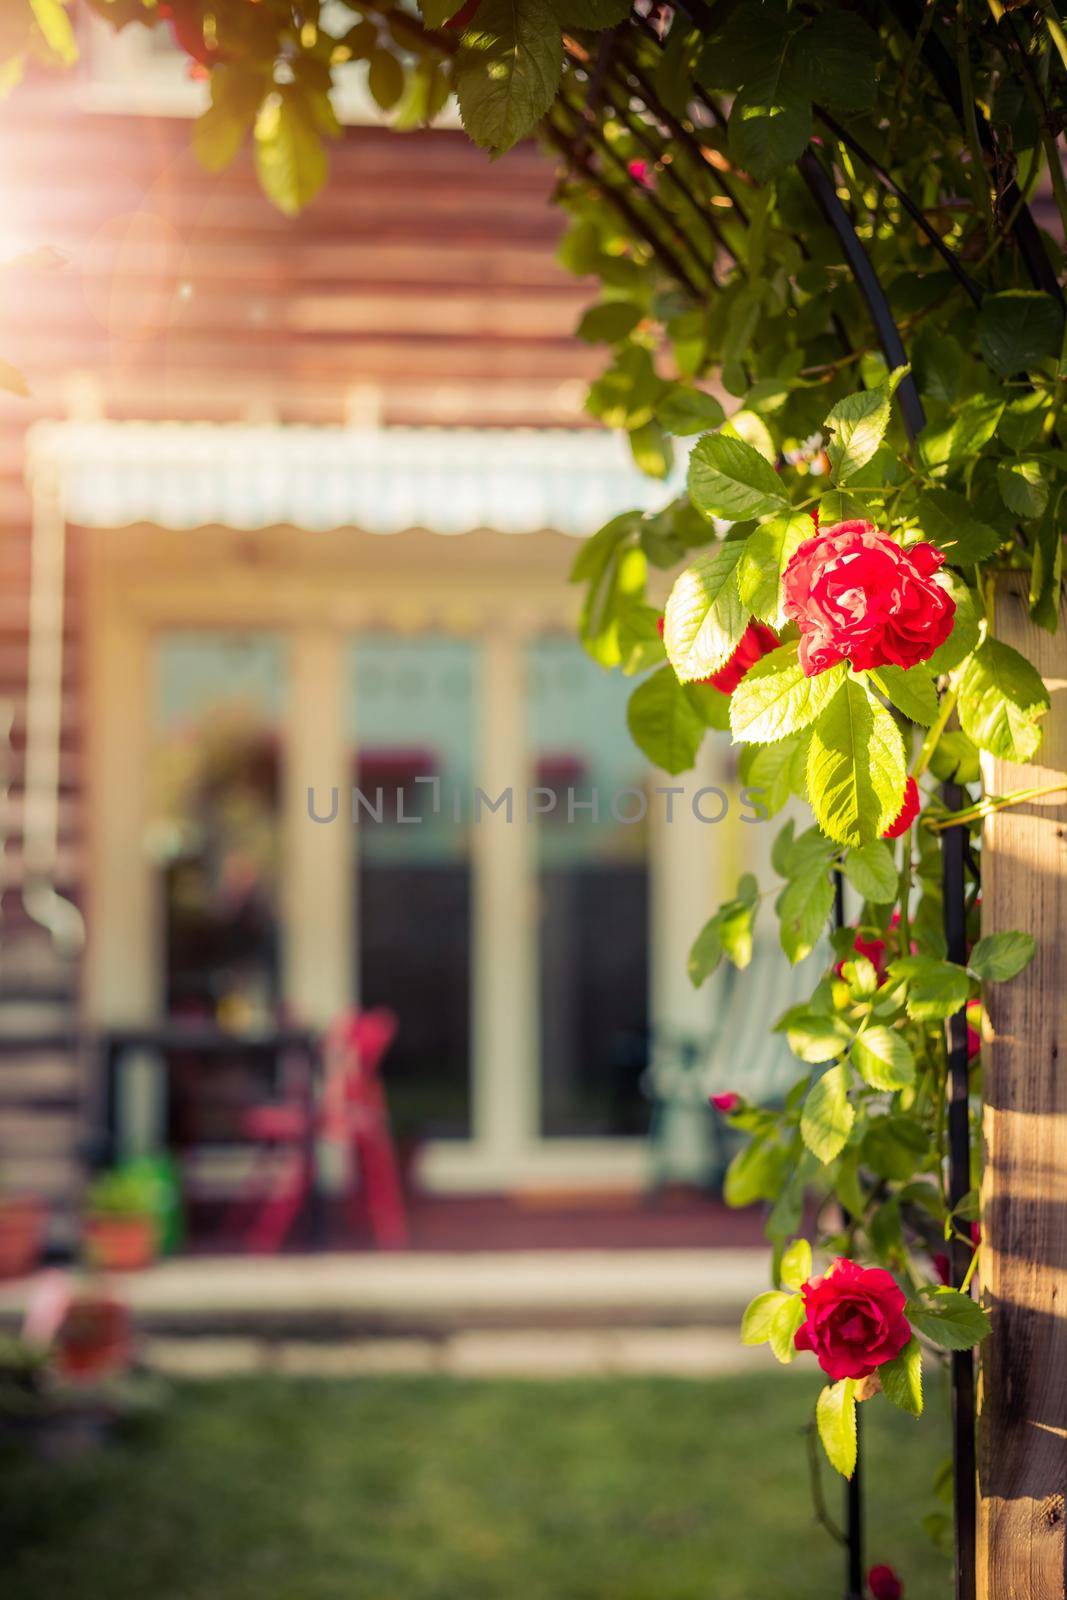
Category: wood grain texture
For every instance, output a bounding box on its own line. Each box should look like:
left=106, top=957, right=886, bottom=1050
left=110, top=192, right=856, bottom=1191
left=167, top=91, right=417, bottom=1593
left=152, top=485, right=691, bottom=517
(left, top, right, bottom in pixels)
left=978, top=577, right=1067, bottom=1600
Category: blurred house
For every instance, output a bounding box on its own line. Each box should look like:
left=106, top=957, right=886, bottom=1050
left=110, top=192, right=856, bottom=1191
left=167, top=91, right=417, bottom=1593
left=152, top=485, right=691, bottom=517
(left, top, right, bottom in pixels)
left=0, top=17, right=794, bottom=1246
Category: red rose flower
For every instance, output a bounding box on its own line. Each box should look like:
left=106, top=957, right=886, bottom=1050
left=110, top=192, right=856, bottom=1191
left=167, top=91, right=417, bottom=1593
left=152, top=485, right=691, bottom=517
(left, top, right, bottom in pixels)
left=706, top=620, right=779, bottom=693
left=710, top=1092, right=741, bottom=1113
left=782, top=522, right=955, bottom=677
left=966, top=998, right=982, bottom=1062
left=794, top=1257, right=911, bottom=1380
left=882, top=776, right=920, bottom=839
left=868, top=1563, right=903, bottom=1600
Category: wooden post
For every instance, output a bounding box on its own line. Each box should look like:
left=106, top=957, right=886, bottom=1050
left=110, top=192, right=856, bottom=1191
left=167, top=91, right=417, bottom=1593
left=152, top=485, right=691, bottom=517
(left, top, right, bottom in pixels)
left=978, top=578, right=1067, bottom=1599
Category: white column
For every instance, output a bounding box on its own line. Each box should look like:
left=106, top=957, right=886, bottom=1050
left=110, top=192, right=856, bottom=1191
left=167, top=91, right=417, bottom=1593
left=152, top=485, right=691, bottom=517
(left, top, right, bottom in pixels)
left=470, top=628, right=537, bottom=1164
left=282, top=627, right=352, bottom=1027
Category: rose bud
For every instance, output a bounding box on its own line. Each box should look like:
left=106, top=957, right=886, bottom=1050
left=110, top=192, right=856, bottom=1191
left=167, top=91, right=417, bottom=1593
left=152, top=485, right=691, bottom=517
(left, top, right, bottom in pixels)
left=794, top=1258, right=911, bottom=1381
left=868, top=1564, right=904, bottom=1600
left=782, top=522, right=955, bottom=677
left=709, top=1092, right=741, bottom=1113
left=704, top=620, right=779, bottom=694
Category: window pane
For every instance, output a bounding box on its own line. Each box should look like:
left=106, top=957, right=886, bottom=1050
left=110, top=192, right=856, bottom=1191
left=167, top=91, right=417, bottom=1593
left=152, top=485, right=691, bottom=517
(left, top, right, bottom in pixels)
left=151, top=632, right=286, bottom=1029
left=350, top=635, right=476, bottom=1140
left=527, top=636, right=650, bottom=1138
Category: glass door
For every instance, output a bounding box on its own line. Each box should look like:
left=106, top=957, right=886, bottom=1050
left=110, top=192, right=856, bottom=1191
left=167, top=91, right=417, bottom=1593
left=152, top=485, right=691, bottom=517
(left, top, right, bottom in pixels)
left=349, top=634, right=478, bottom=1141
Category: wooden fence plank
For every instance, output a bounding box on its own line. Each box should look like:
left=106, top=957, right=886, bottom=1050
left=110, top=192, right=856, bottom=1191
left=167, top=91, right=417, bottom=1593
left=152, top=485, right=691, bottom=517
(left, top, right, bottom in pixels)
left=978, top=577, right=1067, bottom=1599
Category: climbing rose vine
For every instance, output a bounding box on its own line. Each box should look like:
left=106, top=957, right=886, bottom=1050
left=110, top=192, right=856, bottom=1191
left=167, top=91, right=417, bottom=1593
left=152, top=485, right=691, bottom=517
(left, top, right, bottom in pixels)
left=23, top=0, right=1067, bottom=1576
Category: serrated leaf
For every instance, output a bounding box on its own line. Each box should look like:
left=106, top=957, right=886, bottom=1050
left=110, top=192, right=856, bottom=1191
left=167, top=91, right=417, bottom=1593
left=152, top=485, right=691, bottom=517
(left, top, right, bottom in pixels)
left=779, top=1237, right=812, bottom=1291
left=968, top=931, right=1036, bottom=982
left=801, top=1063, right=854, bottom=1163
left=825, top=382, right=895, bottom=484
left=768, top=1292, right=807, bottom=1362
left=791, top=11, right=877, bottom=111
left=663, top=542, right=747, bottom=683
left=997, top=459, right=1048, bottom=520
left=978, top=290, right=1064, bottom=378
left=455, top=0, right=563, bottom=156
left=871, top=664, right=939, bottom=727
left=687, top=433, right=789, bottom=522
left=738, top=512, right=812, bottom=626
left=852, top=1026, right=916, bottom=1091
left=555, top=0, right=633, bottom=26
left=656, top=385, right=725, bottom=437
left=916, top=488, right=1005, bottom=564
left=841, top=840, right=898, bottom=904
left=777, top=868, right=834, bottom=965
left=881, top=1337, right=923, bottom=1416
left=957, top=638, right=1049, bottom=762
left=817, top=1378, right=857, bottom=1477
left=741, top=1289, right=790, bottom=1345
left=807, top=679, right=907, bottom=847
left=887, top=956, right=971, bottom=1021
left=576, top=300, right=645, bottom=344
left=908, top=1288, right=991, bottom=1350
left=730, top=644, right=845, bottom=744
left=724, top=1136, right=787, bottom=1207
left=626, top=665, right=705, bottom=774
left=728, top=73, right=812, bottom=184
left=925, top=572, right=979, bottom=675
left=778, top=1005, right=850, bottom=1064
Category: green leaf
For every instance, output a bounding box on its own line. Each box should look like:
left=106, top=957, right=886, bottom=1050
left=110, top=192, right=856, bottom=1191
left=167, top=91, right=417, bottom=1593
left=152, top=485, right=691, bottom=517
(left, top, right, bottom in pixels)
left=997, top=459, right=1048, bottom=521
left=663, top=542, right=747, bottom=683
left=925, top=572, right=979, bottom=675
left=852, top=1026, right=916, bottom=1091
left=738, top=512, right=813, bottom=626
left=656, top=385, right=726, bottom=437
left=801, top=1064, right=854, bottom=1163
left=777, top=866, right=834, bottom=965
left=626, top=666, right=705, bottom=775
left=824, top=378, right=901, bottom=484
left=255, top=91, right=328, bottom=216
left=456, top=0, right=563, bottom=156
left=871, top=664, right=939, bottom=727
left=968, top=931, right=1036, bottom=982
left=194, top=65, right=266, bottom=174
left=728, top=74, right=812, bottom=184
left=768, top=1292, right=807, bottom=1362
left=577, top=300, right=645, bottom=344
left=841, top=840, right=898, bottom=904
left=723, top=1136, right=787, bottom=1207
left=978, top=290, right=1064, bottom=378
left=958, top=638, right=1050, bottom=762
left=887, top=956, right=971, bottom=1021
left=881, top=1337, right=923, bottom=1416
left=807, top=679, right=907, bottom=847
left=791, top=11, right=877, bottom=111
left=741, top=1289, right=790, bottom=1345
left=629, top=420, right=673, bottom=480
left=687, top=433, right=789, bottom=522
left=778, top=1005, right=850, bottom=1064
left=554, top=0, right=633, bottom=26
left=730, top=644, right=845, bottom=745
left=915, top=488, right=1005, bottom=565
left=688, top=877, right=759, bottom=985
left=817, top=1379, right=857, bottom=1477
left=862, top=1115, right=929, bottom=1181
left=779, top=1237, right=812, bottom=1291
left=908, top=1289, right=991, bottom=1351
left=368, top=48, right=405, bottom=110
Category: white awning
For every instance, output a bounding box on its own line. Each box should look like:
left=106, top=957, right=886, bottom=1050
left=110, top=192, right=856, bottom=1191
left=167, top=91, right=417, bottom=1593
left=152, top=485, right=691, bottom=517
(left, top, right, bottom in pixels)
left=26, top=421, right=686, bottom=537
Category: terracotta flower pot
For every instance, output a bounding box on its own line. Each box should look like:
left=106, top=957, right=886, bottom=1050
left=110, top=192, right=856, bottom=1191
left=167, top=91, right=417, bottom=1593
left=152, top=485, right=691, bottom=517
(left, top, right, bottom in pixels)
left=0, top=1195, right=46, bottom=1279
left=82, top=1213, right=157, bottom=1273
left=54, top=1292, right=134, bottom=1382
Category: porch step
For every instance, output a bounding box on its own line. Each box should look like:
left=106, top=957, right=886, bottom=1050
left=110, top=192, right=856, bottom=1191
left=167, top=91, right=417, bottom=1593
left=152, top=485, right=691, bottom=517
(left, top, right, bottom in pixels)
left=0, top=1247, right=770, bottom=1339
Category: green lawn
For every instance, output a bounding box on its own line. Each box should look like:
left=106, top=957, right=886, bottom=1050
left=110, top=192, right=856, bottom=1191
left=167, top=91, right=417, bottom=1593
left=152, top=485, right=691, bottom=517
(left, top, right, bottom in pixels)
left=2, top=1371, right=950, bottom=1600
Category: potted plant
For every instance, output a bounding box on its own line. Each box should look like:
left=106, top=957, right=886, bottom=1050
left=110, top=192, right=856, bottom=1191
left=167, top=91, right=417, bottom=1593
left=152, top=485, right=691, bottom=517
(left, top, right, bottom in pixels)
left=0, top=1191, right=47, bottom=1280
left=82, top=1169, right=160, bottom=1272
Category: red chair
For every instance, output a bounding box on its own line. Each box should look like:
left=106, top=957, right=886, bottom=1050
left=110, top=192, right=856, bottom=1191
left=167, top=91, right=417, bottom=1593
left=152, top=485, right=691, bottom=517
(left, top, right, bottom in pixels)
left=229, top=1007, right=408, bottom=1253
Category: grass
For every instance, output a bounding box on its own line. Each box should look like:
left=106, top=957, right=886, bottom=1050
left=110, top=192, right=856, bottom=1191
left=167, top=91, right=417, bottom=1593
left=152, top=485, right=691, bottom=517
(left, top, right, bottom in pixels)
left=2, top=1370, right=951, bottom=1600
